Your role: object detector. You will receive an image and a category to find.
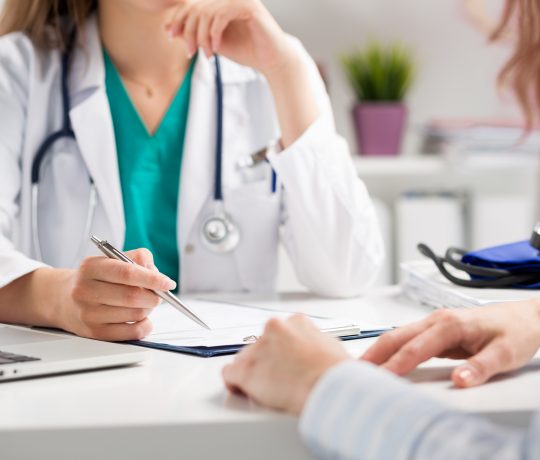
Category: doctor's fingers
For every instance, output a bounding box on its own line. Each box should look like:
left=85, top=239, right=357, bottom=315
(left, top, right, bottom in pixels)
left=170, top=1, right=249, bottom=55
left=78, top=257, right=176, bottom=291
left=73, top=280, right=161, bottom=309
left=126, top=248, right=157, bottom=270
left=82, top=318, right=153, bottom=342
left=177, top=1, right=226, bottom=57
left=78, top=304, right=154, bottom=326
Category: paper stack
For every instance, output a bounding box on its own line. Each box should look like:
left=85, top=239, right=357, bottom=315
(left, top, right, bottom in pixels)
left=421, top=119, right=540, bottom=171
left=423, top=120, right=540, bottom=152
left=401, top=260, right=539, bottom=309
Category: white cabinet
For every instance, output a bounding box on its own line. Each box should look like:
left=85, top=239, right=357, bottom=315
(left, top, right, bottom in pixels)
left=357, top=155, right=538, bottom=284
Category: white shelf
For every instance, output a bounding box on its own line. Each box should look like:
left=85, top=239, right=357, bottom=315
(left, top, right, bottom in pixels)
left=353, top=154, right=539, bottom=178
left=354, top=156, right=445, bottom=177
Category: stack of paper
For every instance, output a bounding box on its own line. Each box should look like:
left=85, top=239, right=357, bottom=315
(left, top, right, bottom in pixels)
left=422, top=119, right=540, bottom=155
left=401, top=260, right=539, bottom=309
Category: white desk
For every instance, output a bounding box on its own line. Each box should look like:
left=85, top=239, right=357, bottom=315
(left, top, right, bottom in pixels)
left=2, top=287, right=540, bottom=460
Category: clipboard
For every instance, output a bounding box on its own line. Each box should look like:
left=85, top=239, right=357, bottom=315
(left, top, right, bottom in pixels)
left=129, top=329, right=391, bottom=358
left=126, top=299, right=392, bottom=358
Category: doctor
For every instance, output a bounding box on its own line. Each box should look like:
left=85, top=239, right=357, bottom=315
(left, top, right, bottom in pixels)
left=0, top=0, right=383, bottom=340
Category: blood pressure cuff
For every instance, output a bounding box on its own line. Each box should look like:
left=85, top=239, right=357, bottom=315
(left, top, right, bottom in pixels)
left=462, top=240, right=540, bottom=289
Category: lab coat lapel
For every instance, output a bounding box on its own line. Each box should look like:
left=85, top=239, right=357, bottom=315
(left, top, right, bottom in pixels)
left=178, top=56, right=215, bottom=252
left=68, top=16, right=125, bottom=246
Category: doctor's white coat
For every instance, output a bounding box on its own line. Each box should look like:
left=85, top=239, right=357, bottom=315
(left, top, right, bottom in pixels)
left=0, top=16, right=383, bottom=297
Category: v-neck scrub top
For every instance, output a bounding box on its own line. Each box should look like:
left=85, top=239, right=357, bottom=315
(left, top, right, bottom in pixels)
left=104, top=50, right=195, bottom=283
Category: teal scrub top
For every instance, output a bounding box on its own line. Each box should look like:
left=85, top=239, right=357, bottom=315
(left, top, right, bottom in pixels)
left=103, top=50, right=195, bottom=283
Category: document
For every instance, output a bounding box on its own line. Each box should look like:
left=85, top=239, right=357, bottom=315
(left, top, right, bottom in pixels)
left=402, top=260, right=538, bottom=309
left=145, top=299, right=373, bottom=347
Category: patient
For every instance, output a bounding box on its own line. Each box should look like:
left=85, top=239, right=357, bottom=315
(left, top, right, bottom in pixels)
left=222, top=1, right=540, bottom=458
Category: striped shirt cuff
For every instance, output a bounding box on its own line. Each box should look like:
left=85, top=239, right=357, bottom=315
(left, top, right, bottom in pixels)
left=299, top=360, right=449, bottom=460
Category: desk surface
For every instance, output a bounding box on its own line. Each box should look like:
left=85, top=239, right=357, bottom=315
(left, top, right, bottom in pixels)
left=2, top=288, right=540, bottom=460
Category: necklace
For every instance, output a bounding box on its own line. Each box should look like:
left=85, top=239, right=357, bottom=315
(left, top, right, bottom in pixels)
left=121, top=75, right=154, bottom=97
left=119, top=66, right=186, bottom=98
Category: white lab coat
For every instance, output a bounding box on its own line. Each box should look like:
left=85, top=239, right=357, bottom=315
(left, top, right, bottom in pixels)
left=0, top=16, right=383, bottom=297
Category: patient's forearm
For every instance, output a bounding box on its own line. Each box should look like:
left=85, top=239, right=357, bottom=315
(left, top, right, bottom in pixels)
left=0, top=268, right=70, bottom=328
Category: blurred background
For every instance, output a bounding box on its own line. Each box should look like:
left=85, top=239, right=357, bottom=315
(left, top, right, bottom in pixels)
left=266, top=0, right=539, bottom=289
left=1, top=0, right=536, bottom=289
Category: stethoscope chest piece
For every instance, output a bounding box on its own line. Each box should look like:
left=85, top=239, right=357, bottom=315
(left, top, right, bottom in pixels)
left=201, top=213, right=240, bottom=253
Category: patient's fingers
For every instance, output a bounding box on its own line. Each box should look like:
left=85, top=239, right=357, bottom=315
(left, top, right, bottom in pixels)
left=381, top=321, right=463, bottom=375
left=361, top=320, right=427, bottom=365
left=452, top=337, right=515, bottom=388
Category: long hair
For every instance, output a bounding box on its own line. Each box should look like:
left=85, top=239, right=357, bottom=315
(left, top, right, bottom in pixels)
left=0, top=0, right=96, bottom=51
left=493, top=0, right=540, bottom=128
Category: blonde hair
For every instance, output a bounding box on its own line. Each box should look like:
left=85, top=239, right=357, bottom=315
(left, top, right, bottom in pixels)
left=0, top=0, right=96, bottom=50
left=493, top=0, right=540, bottom=128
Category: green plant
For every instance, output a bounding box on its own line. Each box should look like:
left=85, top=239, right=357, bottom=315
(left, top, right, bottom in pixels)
left=341, top=42, right=415, bottom=102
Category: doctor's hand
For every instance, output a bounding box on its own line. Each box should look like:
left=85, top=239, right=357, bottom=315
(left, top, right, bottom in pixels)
left=222, top=315, right=350, bottom=415
left=57, top=249, right=176, bottom=341
left=167, top=0, right=295, bottom=78
left=362, top=299, right=540, bottom=388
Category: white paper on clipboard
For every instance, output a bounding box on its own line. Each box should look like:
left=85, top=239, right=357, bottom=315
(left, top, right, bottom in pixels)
left=145, top=299, right=377, bottom=348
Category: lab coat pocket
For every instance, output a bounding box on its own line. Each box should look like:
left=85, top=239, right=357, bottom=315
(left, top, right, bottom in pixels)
left=225, top=181, right=280, bottom=292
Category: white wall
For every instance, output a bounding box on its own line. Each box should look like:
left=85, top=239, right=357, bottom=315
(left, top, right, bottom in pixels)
left=263, top=0, right=519, bottom=153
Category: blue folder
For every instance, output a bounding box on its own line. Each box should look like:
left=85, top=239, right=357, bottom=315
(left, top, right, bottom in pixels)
left=129, top=329, right=391, bottom=358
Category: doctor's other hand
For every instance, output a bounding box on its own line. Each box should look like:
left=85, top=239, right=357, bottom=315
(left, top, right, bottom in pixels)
left=362, top=299, right=540, bottom=388
left=167, top=0, right=295, bottom=77
left=222, top=315, right=350, bottom=415
left=57, top=249, right=175, bottom=341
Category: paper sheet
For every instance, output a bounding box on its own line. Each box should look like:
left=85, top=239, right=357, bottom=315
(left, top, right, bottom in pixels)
left=145, top=299, right=366, bottom=347
left=401, top=260, right=538, bottom=309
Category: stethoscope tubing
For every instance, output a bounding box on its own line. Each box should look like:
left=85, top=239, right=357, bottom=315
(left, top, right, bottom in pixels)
left=418, top=243, right=540, bottom=288
left=30, top=26, right=277, bottom=262
left=214, top=54, right=224, bottom=202
left=30, top=27, right=97, bottom=265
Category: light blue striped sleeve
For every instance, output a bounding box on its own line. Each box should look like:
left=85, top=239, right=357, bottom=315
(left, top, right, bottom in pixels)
left=299, top=361, right=540, bottom=460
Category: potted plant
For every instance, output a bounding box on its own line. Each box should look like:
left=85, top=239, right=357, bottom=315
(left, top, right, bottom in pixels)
left=342, top=42, right=415, bottom=156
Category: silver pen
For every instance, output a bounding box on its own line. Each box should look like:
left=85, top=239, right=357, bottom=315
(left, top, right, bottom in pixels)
left=90, top=235, right=210, bottom=330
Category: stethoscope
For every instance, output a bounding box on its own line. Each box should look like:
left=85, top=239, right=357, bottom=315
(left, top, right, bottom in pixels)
left=199, top=55, right=240, bottom=253
left=418, top=223, right=540, bottom=288
left=31, top=30, right=98, bottom=264
left=31, top=32, right=275, bottom=262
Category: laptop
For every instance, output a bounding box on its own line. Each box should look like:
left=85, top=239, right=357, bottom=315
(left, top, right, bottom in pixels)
left=0, top=323, right=147, bottom=382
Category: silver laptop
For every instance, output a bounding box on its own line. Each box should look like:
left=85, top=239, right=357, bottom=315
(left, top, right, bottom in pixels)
left=0, top=323, right=147, bottom=382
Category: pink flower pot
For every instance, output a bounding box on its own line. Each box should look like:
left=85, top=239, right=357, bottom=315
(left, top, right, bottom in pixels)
left=352, top=103, right=407, bottom=156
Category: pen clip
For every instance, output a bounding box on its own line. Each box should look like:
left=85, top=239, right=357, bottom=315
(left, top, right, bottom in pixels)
left=242, top=335, right=259, bottom=343
left=107, top=243, right=134, bottom=264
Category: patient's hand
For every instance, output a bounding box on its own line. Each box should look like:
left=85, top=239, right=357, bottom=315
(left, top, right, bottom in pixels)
left=222, top=314, right=350, bottom=415
left=362, top=299, right=540, bottom=387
